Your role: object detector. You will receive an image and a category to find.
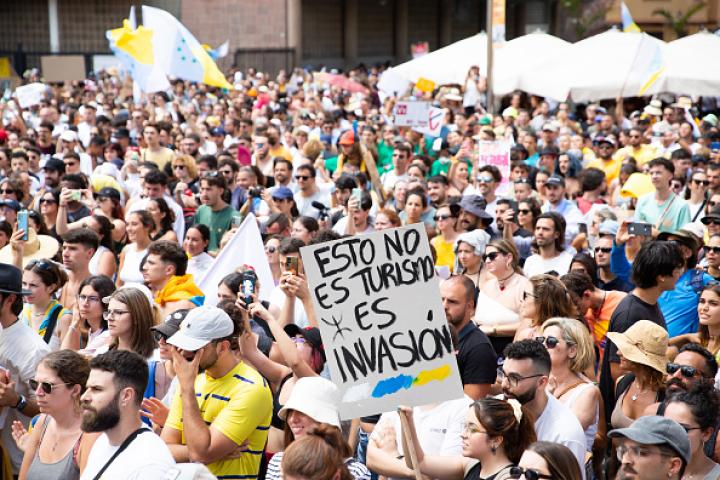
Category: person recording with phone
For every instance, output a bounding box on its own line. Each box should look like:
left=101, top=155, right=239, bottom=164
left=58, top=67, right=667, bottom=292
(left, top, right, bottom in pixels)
left=57, top=174, right=91, bottom=225
left=333, top=189, right=374, bottom=236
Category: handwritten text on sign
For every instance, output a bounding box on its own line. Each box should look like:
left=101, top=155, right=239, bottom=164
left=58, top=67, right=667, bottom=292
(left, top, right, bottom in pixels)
left=300, top=225, right=463, bottom=419
left=478, top=140, right=511, bottom=185
left=394, top=101, right=431, bottom=128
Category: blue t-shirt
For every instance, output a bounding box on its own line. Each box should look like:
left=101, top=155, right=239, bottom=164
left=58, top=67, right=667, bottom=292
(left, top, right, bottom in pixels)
left=659, top=269, right=714, bottom=337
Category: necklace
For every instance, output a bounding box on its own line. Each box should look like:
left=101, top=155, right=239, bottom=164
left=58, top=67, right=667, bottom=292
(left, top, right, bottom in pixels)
left=497, top=272, right=515, bottom=291
left=631, top=381, right=647, bottom=401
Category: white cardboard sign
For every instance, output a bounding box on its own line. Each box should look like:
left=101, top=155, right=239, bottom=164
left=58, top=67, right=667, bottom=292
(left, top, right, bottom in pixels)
left=393, top=100, right=431, bottom=128
left=300, top=224, right=464, bottom=419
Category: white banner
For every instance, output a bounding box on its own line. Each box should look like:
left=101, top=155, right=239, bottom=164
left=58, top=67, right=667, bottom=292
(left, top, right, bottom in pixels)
left=197, top=213, right=274, bottom=306
left=393, top=100, right=431, bottom=128
left=301, top=224, right=464, bottom=419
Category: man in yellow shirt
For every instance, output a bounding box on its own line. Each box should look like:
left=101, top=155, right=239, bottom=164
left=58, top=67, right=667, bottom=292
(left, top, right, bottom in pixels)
left=613, top=127, right=658, bottom=166
left=162, top=305, right=272, bottom=478
left=267, top=124, right=293, bottom=162
left=140, top=123, right=174, bottom=170
left=587, top=136, right=621, bottom=187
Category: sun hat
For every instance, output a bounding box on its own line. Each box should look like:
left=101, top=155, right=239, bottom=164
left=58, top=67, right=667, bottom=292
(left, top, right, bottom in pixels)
left=643, top=99, right=663, bottom=117
left=657, top=222, right=703, bottom=251
left=454, top=230, right=491, bottom=257
left=167, top=305, right=234, bottom=352
left=458, top=195, right=493, bottom=220
left=278, top=376, right=341, bottom=427
left=609, top=416, right=691, bottom=464
left=0, top=228, right=60, bottom=268
left=701, top=205, right=720, bottom=225
left=606, top=320, right=668, bottom=374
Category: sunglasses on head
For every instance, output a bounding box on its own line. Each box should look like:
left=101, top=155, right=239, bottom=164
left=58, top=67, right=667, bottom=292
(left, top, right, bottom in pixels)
left=29, top=379, right=71, bottom=394
left=534, top=336, right=559, bottom=349
left=483, top=251, right=502, bottom=262
left=508, top=466, right=552, bottom=480
left=666, top=363, right=697, bottom=378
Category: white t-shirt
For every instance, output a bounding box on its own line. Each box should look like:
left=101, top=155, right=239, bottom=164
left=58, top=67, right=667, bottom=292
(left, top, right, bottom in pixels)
left=294, top=190, right=331, bottom=219
left=332, top=216, right=375, bottom=236
left=523, top=250, right=574, bottom=278
left=187, top=252, right=215, bottom=283
left=535, top=393, right=587, bottom=479
left=268, top=286, right=309, bottom=328
left=80, top=425, right=175, bottom=480
left=128, top=195, right=185, bottom=242
left=0, top=320, right=51, bottom=473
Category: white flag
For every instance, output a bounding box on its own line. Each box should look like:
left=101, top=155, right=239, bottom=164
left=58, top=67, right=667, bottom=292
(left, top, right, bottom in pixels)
left=198, top=213, right=274, bottom=307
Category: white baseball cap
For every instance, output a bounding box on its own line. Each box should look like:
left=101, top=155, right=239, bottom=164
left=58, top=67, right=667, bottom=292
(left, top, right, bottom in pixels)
left=167, top=306, right=234, bottom=352
left=60, top=130, right=78, bottom=142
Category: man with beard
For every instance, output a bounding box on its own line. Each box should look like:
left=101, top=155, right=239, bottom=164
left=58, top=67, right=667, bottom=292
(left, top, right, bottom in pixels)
left=427, top=175, right=450, bottom=208
left=162, top=305, right=272, bottom=478
left=608, top=416, right=689, bottom=480
left=440, top=275, right=497, bottom=400
left=500, top=340, right=586, bottom=476
left=80, top=350, right=175, bottom=479
left=523, top=212, right=573, bottom=277
left=457, top=195, right=494, bottom=234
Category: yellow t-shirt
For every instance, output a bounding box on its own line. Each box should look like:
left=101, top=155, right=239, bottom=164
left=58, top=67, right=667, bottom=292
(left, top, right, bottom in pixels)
left=268, top=145, right=292, bottom=162
left=587, top=156, right=622, bottom=187
left=613, top=144, right=658, bottom=166
left=166, top=361, right=272, bottom=478
left=432, top=235, right=456, bottom=271
left=141, top=147, right=175, bottom=170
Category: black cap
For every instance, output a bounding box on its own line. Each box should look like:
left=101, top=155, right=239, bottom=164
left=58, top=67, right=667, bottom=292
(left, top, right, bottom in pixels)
left=545, top=175, right=566, bottom=188
left=151, top=309, right=190, bottom=338
left=539, top=145, right=559, bottom=157
left=284, top=325, right=325, bottom=360
left=96, top=187, right=121, bottom=201
left=42, top=158, right=66, bottom=172
left=0, top=265, right=30, bottom=295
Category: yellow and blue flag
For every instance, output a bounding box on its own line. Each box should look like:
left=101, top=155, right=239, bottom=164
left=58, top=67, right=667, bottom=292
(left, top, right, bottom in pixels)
left=203, top=41, right=230, bottom=61
left=142, top=6, right=233, bottom=90
left=621, top=1, right=642, bottom=33
left=106, top=19, right=170, bottom=93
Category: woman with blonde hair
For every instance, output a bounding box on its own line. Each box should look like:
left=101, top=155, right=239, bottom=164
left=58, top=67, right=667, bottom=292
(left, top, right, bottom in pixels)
left=447, top=161, right=471, bottom=197
left=540, top=317, right=600, bottom=450
left=172, top=154, right=200, bottom=220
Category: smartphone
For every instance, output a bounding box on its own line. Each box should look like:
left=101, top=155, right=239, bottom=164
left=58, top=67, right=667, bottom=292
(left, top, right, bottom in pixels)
left=628, top=222, right=652, bottom=237
left=70, top=190, right=82, bottom=202
left=711, top=141, right=720, bottom=152
left=578, top=223, right=588, bottom=235
left=241, top=271, right=256, bottom=306
left=285, top=256, right=299, bottom=275
left=232, top=215, right=244, bottom=227
left=352, top=188, right=363, bottom=203
left=17, top=210, right=28, bottom=241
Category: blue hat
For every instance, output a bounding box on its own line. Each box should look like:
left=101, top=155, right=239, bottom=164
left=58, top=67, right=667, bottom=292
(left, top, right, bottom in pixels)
left=0, top=199, right=21, bottom=211
left=599, top=220, right=619, bottom=236
left=272, top=186, right=294, bottom=200
left=210, top=127, right=225, bottom=137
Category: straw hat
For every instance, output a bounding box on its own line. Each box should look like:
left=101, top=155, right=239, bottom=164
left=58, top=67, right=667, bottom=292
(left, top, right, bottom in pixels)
left=606, top=320, right=668, bottom=374
left=0, top=228, right=59, bottom=268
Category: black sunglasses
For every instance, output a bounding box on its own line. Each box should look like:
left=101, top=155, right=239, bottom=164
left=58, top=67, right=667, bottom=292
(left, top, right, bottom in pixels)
left=153, top=330, right=169, bottom=343
left=509, top=466, right=552, bottom=480
left=705, top=219, right=720, bottom=226
left=27, top=259, right=54, bottom=271
left=522, top=291, right=537, bottom=301
left=517, top=209, right=531, bottom=215
left=295, top=175, right=311, bottom=181
left=434, top=214, right=454, bottom=221
left=594, top=247, right=612, bottom=254
left=704, top=246, right=720, bottom=254
left=483, top=251, right=502, bottom=262
left=29, top=379, right=72, bottom=394
left=666, top=363, right=697, bottom=378
left=693, top=179, right=711, bottom=186
left=535, top=336, right=559, bottom=349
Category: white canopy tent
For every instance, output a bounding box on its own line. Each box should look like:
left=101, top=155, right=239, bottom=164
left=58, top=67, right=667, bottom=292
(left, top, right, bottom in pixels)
left=659, top=31, right=720, bottom=97
left=516, top=29, right=666, bottom=101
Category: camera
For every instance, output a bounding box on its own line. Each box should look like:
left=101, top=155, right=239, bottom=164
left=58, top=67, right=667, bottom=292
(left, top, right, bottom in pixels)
left=248, top=186, right=264, bottom=198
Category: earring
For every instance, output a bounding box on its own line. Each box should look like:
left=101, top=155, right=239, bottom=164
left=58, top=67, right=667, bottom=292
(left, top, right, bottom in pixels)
left=491, top=445, right=497, bottom=454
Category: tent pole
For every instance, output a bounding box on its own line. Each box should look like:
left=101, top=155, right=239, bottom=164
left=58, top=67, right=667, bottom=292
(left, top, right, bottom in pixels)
left=486, top=0, right=494, bottom=114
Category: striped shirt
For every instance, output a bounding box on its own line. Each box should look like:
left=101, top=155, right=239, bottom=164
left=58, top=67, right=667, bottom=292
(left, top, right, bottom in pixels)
left=265, top=451, right=370, bottom=480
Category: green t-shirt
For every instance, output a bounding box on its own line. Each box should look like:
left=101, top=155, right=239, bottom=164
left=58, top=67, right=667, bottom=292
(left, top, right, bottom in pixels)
left=377, top=141, right=395, bottom=173
left=193, top=204, right=240, bottom=252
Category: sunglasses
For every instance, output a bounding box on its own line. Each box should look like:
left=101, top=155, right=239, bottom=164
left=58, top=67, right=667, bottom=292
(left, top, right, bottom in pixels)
left=29, top=379, right=71, bottom=394
left=508, top=466, right=552, bottom=480
left=705, top=219, right=720, bottom=226
left=295, top=175, right=311, bottom=181
left=711, top=202, right=720, bottom=208
left=704, top=246, right=720, bottom=254
left=476, top=176, right=494, bottom=183
left=535, top=336, right=559, bottom=349
left=63, top=162, right=77, bottom=167
left=27, top=259, right=54, bottom=271
left=153, top=330, right=169, bottom=343
left=594, top=247, right=612, bottom=254
left=666, top=363, right=697, bottom=378
left=434, top=214, right=454, bottom=221
left=517, top=209, right=531, bottom=215
left=0, top=189, right=15, bottom=194
left=173, top=164, right=186, bottom=170
left=522, top=291, right=537, bottom=301
left=483, top=251, right=502, bottom=262
left=265, top=245, right=277, bottom=253
left=39, top=198, right=57, bottom=205
left=693, top=179, right=710, bottom=186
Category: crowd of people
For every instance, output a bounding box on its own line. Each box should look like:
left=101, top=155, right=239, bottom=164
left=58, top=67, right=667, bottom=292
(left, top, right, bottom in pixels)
left=0, top=63, right=719, bottom=480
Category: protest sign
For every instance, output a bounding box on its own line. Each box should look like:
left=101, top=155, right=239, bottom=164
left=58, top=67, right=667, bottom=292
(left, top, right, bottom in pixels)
left=301, top=224, right=464, bottom=419
left=197, top=213, right=273, bottom=306
left=15, top=83, right=46, bottom=108
left=394, top=101, right=430, bottom=128
left=478, top=140, right=511, bottom=184
left=40, top=55, right=86, bottom=83
left=414, top=106, right=445, bottom=137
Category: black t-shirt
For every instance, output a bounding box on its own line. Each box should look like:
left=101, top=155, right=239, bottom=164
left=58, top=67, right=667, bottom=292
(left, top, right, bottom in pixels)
left=598, top=293, right=665, bottom=424
left=599, top=275, right=634, bottom=293
left=457, top=322, right=498, bottom=386
left=66, top=204, right=91, bottom=223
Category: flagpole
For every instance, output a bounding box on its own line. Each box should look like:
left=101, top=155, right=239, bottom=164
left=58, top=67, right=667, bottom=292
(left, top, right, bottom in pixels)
left=486, top=0, right=494, bottom=114
left=618, top=32, right=646, bottom=99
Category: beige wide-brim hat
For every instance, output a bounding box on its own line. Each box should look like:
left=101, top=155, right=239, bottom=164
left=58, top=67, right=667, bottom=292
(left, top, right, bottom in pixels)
left=606, top=320, right=668, bottom=374
left=0, top=228, right=60, bottom=268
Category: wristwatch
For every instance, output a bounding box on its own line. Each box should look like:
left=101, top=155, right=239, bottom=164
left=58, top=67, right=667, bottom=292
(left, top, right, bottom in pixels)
left=14, top=394, right=27, bottom=412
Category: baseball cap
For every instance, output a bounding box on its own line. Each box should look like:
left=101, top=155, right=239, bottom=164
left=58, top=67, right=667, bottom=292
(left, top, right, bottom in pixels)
left=594, top=135, right=617, bottom=147
left=96, top=187, right=121, bottom=202
left=167, top=306, right=234, bottom=352
left=0, top=199, right=21, bottom=212
left=60, top=130, right=79, bottom=142
left=608, top=416, right=691, bottom=464
left=271, top=186, right=294, bottom=201
left=598, top=220, right=619, bottom=236
left=284, top=325, right=325, bottom=360
left=152, top=309, right=190, bottom=340
left=545, top=175, right=565, bottom=188
left=42, top=158, right=66, bottom=172
left=339, top=130, right=356, bottom=146
left=542, top=123, right=558, bottom=133
left=539, top=145, right=559, bottom=157
left=210, top=127, right=225, bottom=137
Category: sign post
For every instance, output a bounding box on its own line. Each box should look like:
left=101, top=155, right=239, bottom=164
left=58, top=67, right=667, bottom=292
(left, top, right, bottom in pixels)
left=300, top=225, right=464, bottom=419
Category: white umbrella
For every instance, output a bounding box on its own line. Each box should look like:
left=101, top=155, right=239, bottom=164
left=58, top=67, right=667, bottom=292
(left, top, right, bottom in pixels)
left=493, top=32, right=570, bottom=96
left=389, top=33, right=487, bottom=87
left=660, top=31, right=720, bottom=96
left=517, top=29, right=667, bottom=101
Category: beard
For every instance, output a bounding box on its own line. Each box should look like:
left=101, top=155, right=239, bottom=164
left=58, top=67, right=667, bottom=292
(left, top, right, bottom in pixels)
left=81, top=393, right=121, bottom=433
left=665, top=377, right=687, bottom=395
left=503, top=386, right=537, bottom=405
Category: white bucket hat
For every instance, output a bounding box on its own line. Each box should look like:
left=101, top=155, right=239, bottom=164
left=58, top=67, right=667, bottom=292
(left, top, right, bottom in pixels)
left=278, top=376, right=341, bottom=428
